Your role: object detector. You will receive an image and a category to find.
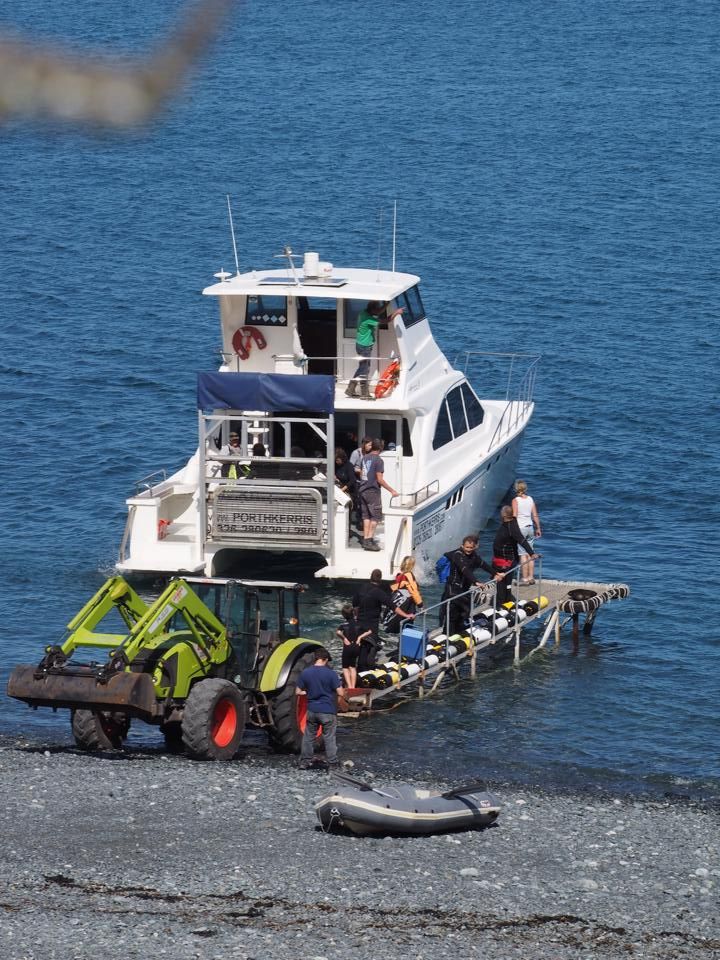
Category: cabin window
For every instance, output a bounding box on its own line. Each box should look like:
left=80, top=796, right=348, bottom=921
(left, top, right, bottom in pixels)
left=345, top=298, right=400, bottom=336
left=343, top=299, right=375, bottom=335
left=447, top=387, right=467, bottom=439
left=402, top=285, right=426, bottom=328
left=432, top=402, right=452, bottom=450
left=362, top=417, right=413, bottom=456
left=246, top=295, right=288, bottom=326
left=461, top=383, right=485, bottom=428
left=343, top=299, right=361, bottom=334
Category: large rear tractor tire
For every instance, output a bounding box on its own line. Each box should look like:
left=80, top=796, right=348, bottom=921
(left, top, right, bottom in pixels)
left=268, top=650, right=323, bottom=754
left=71, top=709, right=130, bottom=751
left=181, top=678, right=245, bottom=760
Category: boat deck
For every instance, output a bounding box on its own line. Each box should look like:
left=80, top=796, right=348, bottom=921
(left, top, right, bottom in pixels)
left=341, top=576, right=630, bottom=715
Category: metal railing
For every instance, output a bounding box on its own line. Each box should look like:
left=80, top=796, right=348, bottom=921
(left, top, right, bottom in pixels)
left=399, top=555, right=545, bottom=666
left=133, top=469, right=167, bottom=496
left=218, top=350, right=399, bottom=385
left=389, top=479, right=439, bottom=510
left=454, top=350, right=540, bottom=398
left=118, top=505, right=136, bottom=563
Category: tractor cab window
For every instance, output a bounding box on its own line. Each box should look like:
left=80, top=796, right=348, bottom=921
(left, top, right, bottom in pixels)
left=226, top=587, right=261, bottom=678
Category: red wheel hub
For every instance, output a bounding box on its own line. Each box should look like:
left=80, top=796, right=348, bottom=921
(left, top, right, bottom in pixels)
left=296, top=695, right=322, bottom=738
left=296, top=693, right=308, bottom=732
left=211, top=698, right=237, bottom=747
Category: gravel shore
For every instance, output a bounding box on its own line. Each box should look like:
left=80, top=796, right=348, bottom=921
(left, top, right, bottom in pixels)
left=0, top=733, right=717, bottom=960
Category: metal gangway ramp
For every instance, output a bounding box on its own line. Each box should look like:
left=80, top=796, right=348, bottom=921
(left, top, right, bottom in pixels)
left=341, top=564, right=630, bottom=715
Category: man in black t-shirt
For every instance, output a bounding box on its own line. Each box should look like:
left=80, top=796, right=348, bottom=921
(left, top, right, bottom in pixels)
left=352, top=569, right=392, bottom=671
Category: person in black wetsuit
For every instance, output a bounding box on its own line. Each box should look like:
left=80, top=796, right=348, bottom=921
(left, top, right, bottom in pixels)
left=492, top=505, right=539, bottom=607
left=441, top=534, right=500, bottom=635
left=334, top=449, right=358, bottom=521
left=352, top=569, right=392, bottom=671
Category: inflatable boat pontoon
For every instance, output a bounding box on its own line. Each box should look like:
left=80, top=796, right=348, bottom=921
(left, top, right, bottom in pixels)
left=315, top=772, right=501, bottom=836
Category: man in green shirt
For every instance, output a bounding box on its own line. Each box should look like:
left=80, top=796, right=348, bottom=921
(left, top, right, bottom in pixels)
left=346, top=301, right=402, bottom=398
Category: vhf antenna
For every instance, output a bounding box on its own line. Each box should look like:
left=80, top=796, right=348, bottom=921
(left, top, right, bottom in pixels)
left=375, top=205, right=385, bottom=280
left=392, top=199, right=397, bottom=272
left=226, top=194, right=241, bottom=276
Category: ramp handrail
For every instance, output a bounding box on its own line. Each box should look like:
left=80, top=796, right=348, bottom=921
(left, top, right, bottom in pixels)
left=402, top=555, right=544, bottom=662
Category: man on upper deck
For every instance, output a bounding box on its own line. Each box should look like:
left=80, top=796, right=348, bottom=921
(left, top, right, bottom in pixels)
left=346, top=301, right=403, bottom=399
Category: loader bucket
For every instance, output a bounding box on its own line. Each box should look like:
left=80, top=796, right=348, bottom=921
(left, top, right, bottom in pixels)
left=7, top=665, right=159, bottom=721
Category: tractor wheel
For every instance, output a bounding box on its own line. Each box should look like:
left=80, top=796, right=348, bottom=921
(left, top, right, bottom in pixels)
left=181, top=678, right=245, bottom=760
left=71, top=709, right=130, bottom=751
left=268, top=650, right=323, bottom=754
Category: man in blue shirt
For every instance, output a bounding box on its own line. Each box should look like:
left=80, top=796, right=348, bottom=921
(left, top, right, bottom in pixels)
left=295, top=648, right=344, bottom=767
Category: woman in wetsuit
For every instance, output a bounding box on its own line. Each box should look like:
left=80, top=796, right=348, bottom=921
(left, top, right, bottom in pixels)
left=492, top=505, right=539, bottom=606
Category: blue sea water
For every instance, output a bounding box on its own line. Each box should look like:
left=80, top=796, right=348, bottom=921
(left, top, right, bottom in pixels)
left=1, top=0, right=718, bottom=801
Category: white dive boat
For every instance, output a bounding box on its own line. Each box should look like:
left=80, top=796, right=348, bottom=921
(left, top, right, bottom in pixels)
left=117, top=248, right=538, bottom=581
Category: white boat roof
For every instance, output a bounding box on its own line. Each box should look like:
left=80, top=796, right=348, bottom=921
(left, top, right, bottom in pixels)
left=203, top=265, right=420, bottom=302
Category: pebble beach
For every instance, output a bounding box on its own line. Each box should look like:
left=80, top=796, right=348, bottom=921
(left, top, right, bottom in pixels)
left=1, top=734, right=717, bottom=960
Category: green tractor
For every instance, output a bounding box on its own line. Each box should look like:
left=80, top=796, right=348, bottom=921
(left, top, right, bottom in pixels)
left=7, top=575, right=325, bottom=760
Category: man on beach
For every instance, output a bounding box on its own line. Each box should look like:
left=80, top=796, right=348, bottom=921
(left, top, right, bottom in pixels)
left=295, top=648, right=343, bottom=768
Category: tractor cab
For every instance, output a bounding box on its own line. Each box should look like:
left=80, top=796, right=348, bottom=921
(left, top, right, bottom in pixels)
left=182, top=577, right=305, bottom=684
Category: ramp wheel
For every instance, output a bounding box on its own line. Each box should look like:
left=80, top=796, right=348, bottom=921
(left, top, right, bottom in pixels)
left=160, top=721, right=184, bottom=754
left=181, top=678, right=245, bottom=761
left=268, top=650, right=323, bottom=754
left=71, top=709, right=130, bottom=751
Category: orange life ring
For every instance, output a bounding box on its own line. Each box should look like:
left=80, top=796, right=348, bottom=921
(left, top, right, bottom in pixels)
left=374, top=359, right=400, bottom=398
left=232, top=325, right=268, bottom=360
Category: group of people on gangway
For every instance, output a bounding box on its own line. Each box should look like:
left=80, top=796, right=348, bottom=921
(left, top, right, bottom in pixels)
left=295, top=479, right=542, bottom=768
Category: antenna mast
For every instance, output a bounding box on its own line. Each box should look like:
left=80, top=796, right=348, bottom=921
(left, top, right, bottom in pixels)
left=226, top=194, right=241, bottom=275
left=375, top=206, right=384, bottom=279
left=392, top=199, right=397, bottom=272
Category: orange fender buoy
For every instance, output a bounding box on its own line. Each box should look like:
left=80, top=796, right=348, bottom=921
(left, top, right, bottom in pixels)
left=232, top=325, right=268, bottom=360
left=374, top=359, right=400, bottom=398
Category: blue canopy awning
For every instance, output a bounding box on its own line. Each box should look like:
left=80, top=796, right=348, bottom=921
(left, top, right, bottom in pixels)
left=197, top=372, right=335, bottom=413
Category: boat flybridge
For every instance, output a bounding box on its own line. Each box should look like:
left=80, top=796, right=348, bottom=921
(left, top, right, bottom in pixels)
left=117, top=249, right=539, bottom=581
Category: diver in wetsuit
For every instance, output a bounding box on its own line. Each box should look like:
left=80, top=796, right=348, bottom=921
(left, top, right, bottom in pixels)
left=441, top=534, right=498, bottom=635
left=492, top=505, right=539, bottom=606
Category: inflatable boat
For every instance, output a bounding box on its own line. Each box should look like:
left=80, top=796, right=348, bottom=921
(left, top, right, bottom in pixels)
left=315, top=772, right=501, bottom=836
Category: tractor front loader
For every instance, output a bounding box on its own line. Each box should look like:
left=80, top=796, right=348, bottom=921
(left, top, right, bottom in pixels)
left=7, top=576, right=323, bottom=759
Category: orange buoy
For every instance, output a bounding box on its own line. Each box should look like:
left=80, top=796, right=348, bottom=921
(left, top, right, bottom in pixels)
left=374, top=359, right=400, bottom=398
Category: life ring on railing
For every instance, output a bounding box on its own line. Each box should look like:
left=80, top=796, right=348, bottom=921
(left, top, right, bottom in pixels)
left=232, top=325, right=268, bottom=360
left=374, top=359, right=401, bottom=398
